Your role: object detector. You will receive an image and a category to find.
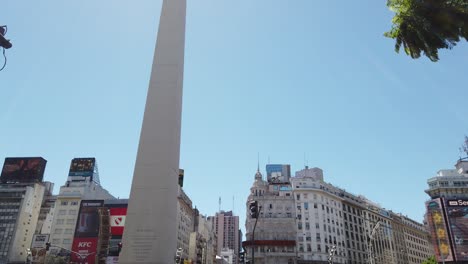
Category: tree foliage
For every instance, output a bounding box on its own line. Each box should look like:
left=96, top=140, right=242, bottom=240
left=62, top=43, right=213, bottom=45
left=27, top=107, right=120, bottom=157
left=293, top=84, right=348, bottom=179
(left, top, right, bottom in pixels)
left=385, top=0, right=468, bottom=61
left=421, top=256, right=437, bottom=264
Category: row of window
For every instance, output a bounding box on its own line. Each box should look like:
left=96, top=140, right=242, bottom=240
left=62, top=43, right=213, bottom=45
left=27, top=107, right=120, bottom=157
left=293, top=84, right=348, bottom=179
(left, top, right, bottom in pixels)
left=57, top=209, right=77, bottom=215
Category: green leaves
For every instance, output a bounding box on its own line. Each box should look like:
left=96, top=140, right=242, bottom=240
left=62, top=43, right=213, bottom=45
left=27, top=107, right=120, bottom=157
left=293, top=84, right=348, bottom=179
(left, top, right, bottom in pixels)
left=421, top=256, right=437, bottom=264
left=385, top=0, right=468, bottom=61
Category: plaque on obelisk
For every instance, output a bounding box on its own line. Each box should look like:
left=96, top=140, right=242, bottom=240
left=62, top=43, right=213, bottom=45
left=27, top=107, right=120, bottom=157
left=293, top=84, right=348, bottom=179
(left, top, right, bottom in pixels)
left=119, top=0, right=186, bottom=263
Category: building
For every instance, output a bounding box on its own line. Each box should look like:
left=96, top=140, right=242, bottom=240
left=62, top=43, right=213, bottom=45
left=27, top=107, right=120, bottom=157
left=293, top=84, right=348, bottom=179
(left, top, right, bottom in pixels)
left=244, top=168, right=297, bottom=264
left=0, top=157, right=49, bottom=264
left=291, top=167, right=347, bottom=263
left=189, top=211, right=217, bottom=264
left=245, top=164, right=434, bottom=264
left=425, top=157, right=468, bottom=263
left=210, top=211, right=240, bottom=264
left=48, top=158, right=114, bottom=257
left=178, top=186, right=195, bottom=262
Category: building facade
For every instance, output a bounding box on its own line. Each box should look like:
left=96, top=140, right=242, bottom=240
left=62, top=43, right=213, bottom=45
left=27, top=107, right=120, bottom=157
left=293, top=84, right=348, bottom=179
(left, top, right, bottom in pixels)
left=48, top=158, right=114, bottom=256
left=425, top=158, right=468, bottom=263
left=245, top=165, right=434, bottom=264
left=177, top=186, right=195, bottom=262
left=244, top=168, right=297, bottom=264
left=210, top=211, right=240, bottom=264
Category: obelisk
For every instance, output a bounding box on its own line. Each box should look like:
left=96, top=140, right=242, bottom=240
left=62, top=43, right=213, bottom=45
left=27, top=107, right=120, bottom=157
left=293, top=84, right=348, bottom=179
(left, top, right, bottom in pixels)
left=119, top=0, right=186, bottom=263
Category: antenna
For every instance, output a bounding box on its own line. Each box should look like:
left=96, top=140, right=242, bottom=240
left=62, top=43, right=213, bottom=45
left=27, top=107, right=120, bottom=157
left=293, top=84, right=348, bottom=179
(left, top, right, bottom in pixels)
left=257, top=152, right=260, bottom=172
left=233, top=196, right=235, bottom=214
left=219, top=197, right=221, bottom=212
left=461, top=135, right=468, bottom=159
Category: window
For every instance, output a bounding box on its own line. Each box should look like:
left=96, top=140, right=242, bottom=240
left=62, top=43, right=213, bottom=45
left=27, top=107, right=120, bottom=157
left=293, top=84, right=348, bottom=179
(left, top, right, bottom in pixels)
left=54, top=228, right=63, bottom=234
left=71, top=201, right=79, bottom=206
left=64, top=229, right=73, bottom=234
left=66, top=219, right=75, bottom=225
left=61, top=201, right=68, bottom=206
left=63, top=239, right=71, bottom=244
left=68, top=210, right=77, bottom=215
left=58, top=210, right=66, bottom=215
left=304, top=202, right=309, bottom=210
left=56, top=219, right=64, bottom=225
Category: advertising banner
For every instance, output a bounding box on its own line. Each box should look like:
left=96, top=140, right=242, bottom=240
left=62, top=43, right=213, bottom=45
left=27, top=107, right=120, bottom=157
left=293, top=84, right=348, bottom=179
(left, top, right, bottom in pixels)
left=69, top=158, right=95, bottom=177
left=71, top=200, right=104, bottom=264
left=71, top=238, right=99, bottom=264
left=110, top=207, right=127, bottom=236
left=445, top=199, right=468, bottom=261
left=31, top=234, right=49, bottom=249
left=0, top=157, right=47, bottom=183
left=30, top=234, right=49, bottom=264
left=427, top=198, right=454, bottom=262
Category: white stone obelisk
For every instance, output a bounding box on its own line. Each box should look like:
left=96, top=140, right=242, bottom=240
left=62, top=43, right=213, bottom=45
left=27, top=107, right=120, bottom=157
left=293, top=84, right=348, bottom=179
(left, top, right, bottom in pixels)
left=119, top=0, right=186, bottom=263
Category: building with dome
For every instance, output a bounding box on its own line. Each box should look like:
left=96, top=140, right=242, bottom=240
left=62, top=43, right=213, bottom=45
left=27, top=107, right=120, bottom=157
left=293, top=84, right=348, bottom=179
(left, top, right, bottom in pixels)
left=243, top=165, right=298, bottom=264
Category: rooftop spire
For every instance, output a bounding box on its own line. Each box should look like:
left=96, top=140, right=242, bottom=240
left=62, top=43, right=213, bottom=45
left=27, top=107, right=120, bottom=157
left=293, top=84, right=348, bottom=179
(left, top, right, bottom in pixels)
left=257, top=152, right=260, bottom=172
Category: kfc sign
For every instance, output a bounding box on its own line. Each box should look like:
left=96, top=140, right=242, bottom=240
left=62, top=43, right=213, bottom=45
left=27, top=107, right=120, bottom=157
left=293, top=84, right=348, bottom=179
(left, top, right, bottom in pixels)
left=71, top=238, right=97, bottom=264
left=78, top=242, right=92, bottom=248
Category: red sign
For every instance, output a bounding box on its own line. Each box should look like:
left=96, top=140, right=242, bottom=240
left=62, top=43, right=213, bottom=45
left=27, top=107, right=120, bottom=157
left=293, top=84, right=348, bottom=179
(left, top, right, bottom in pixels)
left=71, top=238, right=98, bottom=264
left=110, top=207, right=127, bottom=236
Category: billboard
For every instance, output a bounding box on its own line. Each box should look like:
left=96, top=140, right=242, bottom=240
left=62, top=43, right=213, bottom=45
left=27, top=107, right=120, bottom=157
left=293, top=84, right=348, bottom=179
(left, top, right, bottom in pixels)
left=30, top=234, right=49, bottom=264
left=71, top=200, right=104, bottom=264
left=266, top=164, right=291, bottom=183
left=71, top=238, right=99, bottom=264
left=426, top=198, right=454, bottom=262
left=0, top=157, right=46, bottom=183
left=445, top=199, right=468, bottom=261
left=69, top=158, right=95, bottom=177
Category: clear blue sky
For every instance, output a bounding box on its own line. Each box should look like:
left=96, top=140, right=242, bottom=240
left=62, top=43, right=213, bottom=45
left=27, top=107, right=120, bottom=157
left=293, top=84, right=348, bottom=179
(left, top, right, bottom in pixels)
left=2, top=0, right=468, bottom=233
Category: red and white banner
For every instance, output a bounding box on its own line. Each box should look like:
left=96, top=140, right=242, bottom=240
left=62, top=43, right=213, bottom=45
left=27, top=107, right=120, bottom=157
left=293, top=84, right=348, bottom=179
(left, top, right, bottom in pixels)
left=109, top=207, right=127, bottom=236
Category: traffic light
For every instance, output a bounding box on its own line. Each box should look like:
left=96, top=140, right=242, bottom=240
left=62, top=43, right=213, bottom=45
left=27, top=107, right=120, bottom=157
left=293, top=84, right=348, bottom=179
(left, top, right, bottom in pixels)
left=118, top=242, right=122, bottom=254
left=249, top=201, right=258, bottom=219
left=45, top=243, right=51, bottom=251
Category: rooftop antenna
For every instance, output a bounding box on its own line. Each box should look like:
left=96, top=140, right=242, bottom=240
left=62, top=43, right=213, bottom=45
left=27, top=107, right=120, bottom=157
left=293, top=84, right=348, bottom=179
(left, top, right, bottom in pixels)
left=257, top=153, right=262, bottom=176
left=219, top=196, right=221, bottom=212
left=232, top=196, right=235, bottom=214
left=460, top=135, right=468, bottom=159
